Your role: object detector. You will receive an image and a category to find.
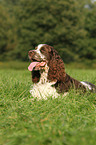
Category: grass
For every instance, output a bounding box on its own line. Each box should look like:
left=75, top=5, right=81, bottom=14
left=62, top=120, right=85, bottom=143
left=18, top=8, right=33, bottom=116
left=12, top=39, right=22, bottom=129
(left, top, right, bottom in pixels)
left=0, top=61, right=29, bottom=70
left=0, top=69, right=96, bottom=145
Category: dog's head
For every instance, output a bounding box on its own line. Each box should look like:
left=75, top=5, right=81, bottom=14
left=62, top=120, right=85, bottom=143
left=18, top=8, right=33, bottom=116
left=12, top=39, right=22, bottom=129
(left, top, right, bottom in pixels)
left=28, top=44, right=54, bottom=71
left=28, top=44, right=66, bottom=84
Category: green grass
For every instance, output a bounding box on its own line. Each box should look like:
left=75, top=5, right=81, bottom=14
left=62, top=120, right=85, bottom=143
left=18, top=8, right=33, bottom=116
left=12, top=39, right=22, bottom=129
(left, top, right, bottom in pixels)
left=0, top=69, right=96, bottom=145
left=0, top=61, right=29, bottom=70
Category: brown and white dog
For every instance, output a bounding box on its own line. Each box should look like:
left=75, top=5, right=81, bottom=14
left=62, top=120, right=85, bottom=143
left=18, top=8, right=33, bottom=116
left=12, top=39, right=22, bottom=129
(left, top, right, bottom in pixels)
left=28, top=44, right=96, bottom=99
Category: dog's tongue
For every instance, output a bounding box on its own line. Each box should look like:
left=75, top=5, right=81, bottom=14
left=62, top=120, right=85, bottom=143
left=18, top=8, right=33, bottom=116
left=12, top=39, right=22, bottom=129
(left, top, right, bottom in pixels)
left=28, top=62, right=46, bottom=71
left=28, top=62, right=39, bottom=71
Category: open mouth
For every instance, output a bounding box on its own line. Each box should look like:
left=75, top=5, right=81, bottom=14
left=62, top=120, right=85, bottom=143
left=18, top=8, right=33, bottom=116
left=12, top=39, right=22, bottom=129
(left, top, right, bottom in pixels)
left=28, top=59, right=46, bottom=71
left=31, top=58, right=42, bottom=62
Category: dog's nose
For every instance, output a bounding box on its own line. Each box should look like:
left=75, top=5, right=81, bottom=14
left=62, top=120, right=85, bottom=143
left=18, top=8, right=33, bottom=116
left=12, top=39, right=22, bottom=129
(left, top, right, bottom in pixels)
left=28, top=50, right=35, bottom=55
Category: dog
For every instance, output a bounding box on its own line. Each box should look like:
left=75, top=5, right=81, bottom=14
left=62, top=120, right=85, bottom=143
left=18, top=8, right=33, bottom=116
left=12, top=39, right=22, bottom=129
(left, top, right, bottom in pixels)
left=28, top=44, right=96, bottom=99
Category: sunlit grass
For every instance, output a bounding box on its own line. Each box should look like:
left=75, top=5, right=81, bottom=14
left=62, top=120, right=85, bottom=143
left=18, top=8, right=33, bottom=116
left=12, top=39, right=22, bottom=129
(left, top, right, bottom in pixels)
left=0, top=69, right=96, bottom=145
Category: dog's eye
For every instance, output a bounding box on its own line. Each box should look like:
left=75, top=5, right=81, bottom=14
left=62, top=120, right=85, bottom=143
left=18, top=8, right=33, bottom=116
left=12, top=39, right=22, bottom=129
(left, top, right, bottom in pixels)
left=40, top=47, right=45, bottom=52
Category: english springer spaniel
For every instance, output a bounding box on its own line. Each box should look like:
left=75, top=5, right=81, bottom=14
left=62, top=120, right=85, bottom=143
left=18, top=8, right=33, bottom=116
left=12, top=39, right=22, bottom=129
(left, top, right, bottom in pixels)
left=28, top=44, right=96, bottom=100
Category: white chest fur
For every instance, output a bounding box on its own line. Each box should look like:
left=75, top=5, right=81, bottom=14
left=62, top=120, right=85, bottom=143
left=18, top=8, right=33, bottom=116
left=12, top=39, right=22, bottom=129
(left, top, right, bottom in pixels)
left=30, top=64, right=60, bottom=100
left=30, top=82, right=60, bottom=100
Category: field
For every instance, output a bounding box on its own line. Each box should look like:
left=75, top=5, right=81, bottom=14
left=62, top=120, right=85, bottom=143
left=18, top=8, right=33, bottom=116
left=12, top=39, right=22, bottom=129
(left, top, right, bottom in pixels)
left=0, top=68, right=96, bottom=145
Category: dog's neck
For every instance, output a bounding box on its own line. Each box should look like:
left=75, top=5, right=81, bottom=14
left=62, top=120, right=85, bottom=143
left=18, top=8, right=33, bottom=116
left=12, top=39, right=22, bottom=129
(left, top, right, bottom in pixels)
left=39, top=64, right=49, bottom=84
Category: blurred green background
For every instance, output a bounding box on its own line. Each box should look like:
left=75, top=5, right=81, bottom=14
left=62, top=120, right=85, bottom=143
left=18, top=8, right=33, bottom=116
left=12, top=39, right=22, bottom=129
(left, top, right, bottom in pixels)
left=0, top=0, right=96, bottom=69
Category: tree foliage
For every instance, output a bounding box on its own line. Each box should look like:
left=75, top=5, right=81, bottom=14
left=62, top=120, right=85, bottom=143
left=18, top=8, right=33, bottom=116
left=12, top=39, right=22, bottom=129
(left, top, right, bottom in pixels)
left=0, top=0, right=96, bottom=63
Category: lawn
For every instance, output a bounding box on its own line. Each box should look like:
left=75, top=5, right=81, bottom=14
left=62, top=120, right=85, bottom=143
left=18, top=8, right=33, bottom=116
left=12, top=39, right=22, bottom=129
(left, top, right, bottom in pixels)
left=0, top=69, right=96, bottom=145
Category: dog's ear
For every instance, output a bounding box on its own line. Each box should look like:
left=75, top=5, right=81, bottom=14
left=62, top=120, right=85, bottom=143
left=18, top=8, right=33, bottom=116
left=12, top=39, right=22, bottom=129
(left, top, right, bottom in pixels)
left=49, top=46, right=59, bottom=58
left=32, top=70, right=40, bottom=83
